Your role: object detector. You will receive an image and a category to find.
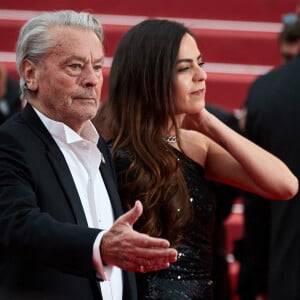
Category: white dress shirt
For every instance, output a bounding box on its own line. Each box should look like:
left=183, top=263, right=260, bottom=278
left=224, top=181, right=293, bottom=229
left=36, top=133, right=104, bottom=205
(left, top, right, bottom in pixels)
left=34, top=108, right=123, bottom=300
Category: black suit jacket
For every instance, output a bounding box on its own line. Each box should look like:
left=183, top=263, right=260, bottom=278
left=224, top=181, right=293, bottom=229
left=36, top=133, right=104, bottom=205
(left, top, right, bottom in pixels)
left=0, top=104, right=137, bottom=300
left=244, top=53, right=300, bottom=300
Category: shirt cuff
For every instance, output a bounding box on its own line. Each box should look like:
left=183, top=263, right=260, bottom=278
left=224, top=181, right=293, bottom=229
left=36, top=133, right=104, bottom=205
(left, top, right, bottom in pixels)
left=92, top=231, right=108, bottom=281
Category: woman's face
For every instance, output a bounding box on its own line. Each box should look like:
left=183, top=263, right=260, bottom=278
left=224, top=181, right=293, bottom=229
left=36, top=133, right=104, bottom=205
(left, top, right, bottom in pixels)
left=174, top=33, right=207, bottom=115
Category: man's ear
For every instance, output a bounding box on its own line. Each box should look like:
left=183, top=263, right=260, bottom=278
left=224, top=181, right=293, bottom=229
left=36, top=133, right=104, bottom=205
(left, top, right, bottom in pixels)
left=22, top=59, right=39, bottom=92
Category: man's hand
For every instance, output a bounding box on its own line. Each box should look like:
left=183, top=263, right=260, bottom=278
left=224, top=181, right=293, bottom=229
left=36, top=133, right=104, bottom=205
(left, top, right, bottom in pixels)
left=100, top=201, right=178, bottom=273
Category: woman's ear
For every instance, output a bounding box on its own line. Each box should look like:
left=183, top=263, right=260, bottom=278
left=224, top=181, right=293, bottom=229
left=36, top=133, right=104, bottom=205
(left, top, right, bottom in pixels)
left=22, top=59, right=39, bottom=92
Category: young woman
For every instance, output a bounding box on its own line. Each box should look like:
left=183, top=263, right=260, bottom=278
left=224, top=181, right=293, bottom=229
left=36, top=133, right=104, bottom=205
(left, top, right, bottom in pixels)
left=96, top=19, right=298, bottom=300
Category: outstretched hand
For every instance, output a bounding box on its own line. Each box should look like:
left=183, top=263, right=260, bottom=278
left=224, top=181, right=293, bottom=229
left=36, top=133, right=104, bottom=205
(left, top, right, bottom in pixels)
left=100, top=201, right=178, bottom=273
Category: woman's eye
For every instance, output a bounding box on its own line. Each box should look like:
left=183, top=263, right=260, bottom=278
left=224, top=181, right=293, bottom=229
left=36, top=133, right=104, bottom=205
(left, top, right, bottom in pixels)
left=199, top=62, right=205, bottom=68
left=178, top=67, right=189, bottom=72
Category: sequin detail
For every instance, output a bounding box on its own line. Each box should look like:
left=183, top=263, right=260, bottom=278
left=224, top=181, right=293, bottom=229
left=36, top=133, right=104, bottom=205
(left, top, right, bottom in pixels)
left=114, top=147, right=216, bottom=300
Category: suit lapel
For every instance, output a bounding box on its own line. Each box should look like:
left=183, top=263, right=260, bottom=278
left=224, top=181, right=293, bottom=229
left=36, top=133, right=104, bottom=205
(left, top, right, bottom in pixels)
left=99, top=164, right=122, bottom=219
left=97, top=146, right=135, bottom=297
left=97, top=138, right=124, bottom=219
left=47, top=150, right=88, bottom=226
left=22, top=105, right=124, bottom=225
left=22, top=104, right=88, bottom=226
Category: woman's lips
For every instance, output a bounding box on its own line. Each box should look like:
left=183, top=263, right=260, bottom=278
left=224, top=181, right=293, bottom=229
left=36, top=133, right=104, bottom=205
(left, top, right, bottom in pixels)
left=191, top=88, right=205, bottom=95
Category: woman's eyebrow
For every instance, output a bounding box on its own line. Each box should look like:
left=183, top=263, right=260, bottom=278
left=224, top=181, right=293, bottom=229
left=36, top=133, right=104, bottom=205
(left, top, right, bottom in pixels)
left=176, top=54, right=202, bottom=64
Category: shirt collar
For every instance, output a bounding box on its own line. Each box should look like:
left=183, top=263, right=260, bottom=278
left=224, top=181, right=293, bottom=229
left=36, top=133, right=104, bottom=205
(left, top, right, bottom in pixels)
left=33, top=107, right=99, bottom=145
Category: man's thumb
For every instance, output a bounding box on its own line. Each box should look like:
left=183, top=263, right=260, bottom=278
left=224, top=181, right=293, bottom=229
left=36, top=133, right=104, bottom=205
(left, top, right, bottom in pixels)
left=118, top=200, right=143, bottom=226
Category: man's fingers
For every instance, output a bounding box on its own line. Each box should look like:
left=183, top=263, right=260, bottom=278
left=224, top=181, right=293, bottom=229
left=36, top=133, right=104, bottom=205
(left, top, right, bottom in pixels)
left=118, top=246, right=178, bottom=274
left=118, top=248, right=178, bottom=273
left=121, top=247, right=178, bottom=265
left=116, top=200, right=143, bottom=227
left=133, top=231, right=171, bottom=249
left=117, top=259, right=171, bottom=273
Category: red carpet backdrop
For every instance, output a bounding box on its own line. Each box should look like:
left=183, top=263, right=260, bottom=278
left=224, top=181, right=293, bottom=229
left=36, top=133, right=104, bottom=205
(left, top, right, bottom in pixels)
left=0, top=0, right=297, bottom=109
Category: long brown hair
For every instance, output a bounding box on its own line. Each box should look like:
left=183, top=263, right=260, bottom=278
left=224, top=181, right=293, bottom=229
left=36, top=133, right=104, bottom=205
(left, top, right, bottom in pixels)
left=96, top=19, right=194, bottom=246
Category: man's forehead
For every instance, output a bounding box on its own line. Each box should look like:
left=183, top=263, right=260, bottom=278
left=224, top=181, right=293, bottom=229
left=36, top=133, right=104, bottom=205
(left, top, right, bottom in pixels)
left=47, top=26, right=103, bottom=57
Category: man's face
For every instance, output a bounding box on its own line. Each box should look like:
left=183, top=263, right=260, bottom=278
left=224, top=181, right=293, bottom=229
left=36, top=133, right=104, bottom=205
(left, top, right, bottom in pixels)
left=280, top=40, right=300, bottom=62
left=25, top=26, right=104, bottom=133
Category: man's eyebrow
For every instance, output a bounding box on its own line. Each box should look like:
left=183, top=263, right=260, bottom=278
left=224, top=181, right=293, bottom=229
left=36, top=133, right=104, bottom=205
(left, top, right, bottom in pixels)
left=63, top=55, right=104, bottom=63
left=95, top=56, right=105, bottom=64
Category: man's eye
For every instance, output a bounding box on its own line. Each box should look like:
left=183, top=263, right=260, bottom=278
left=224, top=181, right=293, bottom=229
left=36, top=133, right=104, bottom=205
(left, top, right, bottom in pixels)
left=94, top=65, right=102, bottom=71
left=70, top=64, right=82, bottom=70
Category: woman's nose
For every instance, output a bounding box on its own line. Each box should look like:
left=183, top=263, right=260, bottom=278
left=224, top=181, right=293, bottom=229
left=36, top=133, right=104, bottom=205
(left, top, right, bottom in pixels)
left=194, top=65, right=207, bottom=82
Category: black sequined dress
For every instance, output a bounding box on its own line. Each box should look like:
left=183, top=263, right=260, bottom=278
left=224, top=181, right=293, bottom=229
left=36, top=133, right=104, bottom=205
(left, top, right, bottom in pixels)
left=113, top=147, right=216, bottom=300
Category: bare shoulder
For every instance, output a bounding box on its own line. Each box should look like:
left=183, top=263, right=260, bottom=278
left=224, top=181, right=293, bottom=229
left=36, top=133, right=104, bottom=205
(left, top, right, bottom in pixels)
left=178, top=129, right=209, bottom=167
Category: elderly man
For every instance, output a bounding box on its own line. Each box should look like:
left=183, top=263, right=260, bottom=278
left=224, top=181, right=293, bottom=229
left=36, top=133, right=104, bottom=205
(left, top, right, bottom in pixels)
left=0, top=10, right=177, bottom=300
